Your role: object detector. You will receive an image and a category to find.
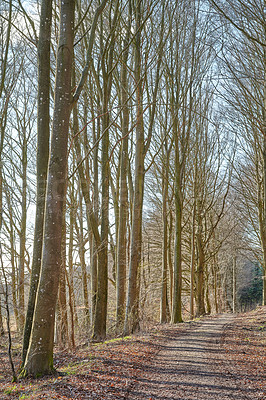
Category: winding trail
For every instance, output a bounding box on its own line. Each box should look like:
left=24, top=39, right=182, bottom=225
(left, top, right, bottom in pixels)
left=128, top=314, right=256, bottom=400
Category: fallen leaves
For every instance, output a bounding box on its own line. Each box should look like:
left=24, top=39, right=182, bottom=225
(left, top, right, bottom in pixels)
left=0, top=333, right=159, bottom=400
left=221, top=306, right=266, bottom=399
left=1, top=309, right=265, bottom=399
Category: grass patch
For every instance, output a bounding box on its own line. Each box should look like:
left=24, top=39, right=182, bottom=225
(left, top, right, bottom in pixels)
left=3, top=382, right=31, bottom=398
left=4, top=385, right=17, bottom=395
left=90, top=335, right=132, bottom=347
left=103, top=336, right=131, bottom=345
left=60, top=362, right=79, bottom=376
left=60, top=355, right=96, bottom=376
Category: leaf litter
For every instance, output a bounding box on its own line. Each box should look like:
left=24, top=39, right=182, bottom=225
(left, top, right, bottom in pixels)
left=0, top=307, right=265, bottom=399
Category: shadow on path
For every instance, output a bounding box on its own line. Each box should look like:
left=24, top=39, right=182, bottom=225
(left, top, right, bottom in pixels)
left=127, top=315, right=256, bottom=400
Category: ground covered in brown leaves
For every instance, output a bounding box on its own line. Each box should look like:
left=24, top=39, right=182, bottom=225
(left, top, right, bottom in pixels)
left=0, top=307, right=265, bottom=399
left=0, top=332, right=160, bottom=399
left=220, top=306, right=266, bottom=399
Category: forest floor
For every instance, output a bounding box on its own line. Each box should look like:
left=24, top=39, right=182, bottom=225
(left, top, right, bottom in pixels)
left=0, top=306, right=265, bottom=399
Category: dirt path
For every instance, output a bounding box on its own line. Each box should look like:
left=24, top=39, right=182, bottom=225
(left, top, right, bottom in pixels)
left=128, top=314, right=256, bottom=400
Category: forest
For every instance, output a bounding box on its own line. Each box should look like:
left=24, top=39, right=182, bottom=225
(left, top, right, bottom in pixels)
left=0, top=0, right=265, bottom=381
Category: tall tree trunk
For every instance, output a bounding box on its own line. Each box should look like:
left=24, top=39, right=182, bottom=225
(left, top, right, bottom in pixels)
left=116, top=2, right=131, bottom=330
left=0, top=119, right=5, bottom=336
left=263, top=121, right=266, bottom=305
left=72, top=61, right=100, bottom=251
left=5, top=195, right=19, bottom=330
left=160, top=140, right=169, bottom=323
left=190, top=130, right=198, bottom=320
left=124, top=0, right=145, bottom=335
left=172, top=136, right=183, bottom=324
left=92, top=84, right=110, bottom=341
left=91, top=99, right=100, bottom=322
left=92, top=1, right=119, bottom=340
left=116, top=135, right=129, bottom=327
left=0, top=123, right=4, bottom=335
left=57, top=206, right=69, bottom=349
left=58, top=266, right=69, bottom=348
left=205, top=271, right=211, bottom=315
left=232, top=255, right=237, bottom=313
left=190, top=200, right=196, bottom=320
left=212, top=252, right=219, bottom=313
left=18, top=136, right=27, bottom=332
left=258, top=157, right=266, bottom=306
left=0, top=119, right=4, bottom=238
left=22, top=0, right=74, bottom=376
left=90, top=233, right=98, bottom=323
left=73, top=112, right=101, bottom=329
left=77, top=192, right=90, bottom=329
left=0, top=297, right=4, bottom=336
left=72, top=65, right=100, bottom=331
left=67, top=175, right=76, bottom=348
left=196, top=199, right=206, bottom=317
left=168, top=209, right=173, bottom=315
left=22, top=0, right=52, bottom=365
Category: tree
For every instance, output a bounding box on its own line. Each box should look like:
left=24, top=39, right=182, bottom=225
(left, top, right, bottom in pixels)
left=22, top=0, right=108, bottom=376
left=22, top=0, right=75, bottom=376
left=92, top=0, right=120, bottom=341
left=116, top=0, right=132, bottom=331
left=22, top=0, right=52, bottom=364
left=124, top=0, right=146, bottom=335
